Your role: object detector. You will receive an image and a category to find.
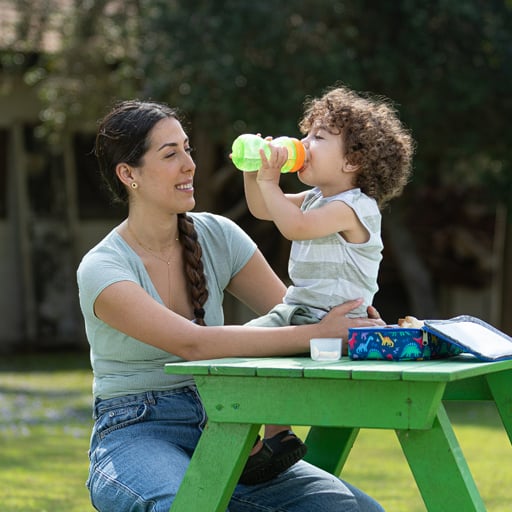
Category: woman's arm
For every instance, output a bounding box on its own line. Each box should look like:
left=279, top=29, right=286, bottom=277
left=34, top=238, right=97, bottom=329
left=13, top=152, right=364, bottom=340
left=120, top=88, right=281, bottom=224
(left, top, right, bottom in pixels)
left=226, top=248, right=286, bottom=315
left=93, top=251, right=383, bottom=361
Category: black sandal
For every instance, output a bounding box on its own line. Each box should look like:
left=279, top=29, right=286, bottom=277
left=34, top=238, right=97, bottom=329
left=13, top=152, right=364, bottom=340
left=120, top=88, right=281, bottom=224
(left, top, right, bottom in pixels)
left=239, top=430, right=307, bottom=485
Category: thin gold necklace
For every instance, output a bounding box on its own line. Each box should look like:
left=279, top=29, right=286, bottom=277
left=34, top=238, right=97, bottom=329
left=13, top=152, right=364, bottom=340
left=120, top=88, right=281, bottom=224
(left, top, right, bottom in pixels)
left=127, top=224, right=180, bottom=308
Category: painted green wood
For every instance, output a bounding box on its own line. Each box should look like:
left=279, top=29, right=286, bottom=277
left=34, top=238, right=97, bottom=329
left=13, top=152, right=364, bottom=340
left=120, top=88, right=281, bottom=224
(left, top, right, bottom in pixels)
left=166, top=356, right=512, bottom=382
left=349, top=360, right=449, bottom=381
left=165, top=360, right=213, bottom=375
left=253, top=357, right=307, bottom=377
left=164, top=356, right=512, bottom=512
left=396, top=404, right=486, bottom=511
left=400, top=357, right=512, bottom=382
left=165, top=357, right=265, bottom=376
left=170, top=421, right=260, bottom=512
left=486, top=369, right=512, bottom=443
left=443, top=375, right=491, bottom=400
left=194, top=375, right=445, bottom=429
left=304, top=426, right=360, bottom=474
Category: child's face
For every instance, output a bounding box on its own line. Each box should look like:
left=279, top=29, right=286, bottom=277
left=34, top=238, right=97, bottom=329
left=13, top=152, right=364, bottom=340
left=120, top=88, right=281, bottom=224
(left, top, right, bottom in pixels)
left=299, top=122, right=355, bottom=195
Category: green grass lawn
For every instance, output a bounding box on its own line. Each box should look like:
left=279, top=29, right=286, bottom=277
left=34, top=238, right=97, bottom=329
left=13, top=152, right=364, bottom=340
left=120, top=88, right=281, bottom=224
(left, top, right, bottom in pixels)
left=0, top=352, right=511, bottom=511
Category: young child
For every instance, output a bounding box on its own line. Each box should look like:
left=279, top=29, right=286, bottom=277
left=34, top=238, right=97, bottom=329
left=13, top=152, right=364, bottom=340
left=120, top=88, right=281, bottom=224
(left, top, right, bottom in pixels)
left=239, top=85, right=414, bottom=484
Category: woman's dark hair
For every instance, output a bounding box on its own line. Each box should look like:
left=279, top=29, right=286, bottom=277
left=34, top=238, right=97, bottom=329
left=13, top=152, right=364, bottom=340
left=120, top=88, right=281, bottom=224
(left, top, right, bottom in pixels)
left=95, top=100, right=208, bottom=325
left=95, top=99, right=179, bottom=204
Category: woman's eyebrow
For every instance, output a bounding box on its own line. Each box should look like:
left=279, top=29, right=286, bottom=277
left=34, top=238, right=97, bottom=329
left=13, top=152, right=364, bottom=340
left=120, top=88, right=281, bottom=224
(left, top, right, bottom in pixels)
left=157, top=138, right=189, bottom=152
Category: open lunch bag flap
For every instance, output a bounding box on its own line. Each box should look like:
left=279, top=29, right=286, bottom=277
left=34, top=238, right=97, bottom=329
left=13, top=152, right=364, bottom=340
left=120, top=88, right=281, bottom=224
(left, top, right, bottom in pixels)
left=423, top=315, right=512, bottom=361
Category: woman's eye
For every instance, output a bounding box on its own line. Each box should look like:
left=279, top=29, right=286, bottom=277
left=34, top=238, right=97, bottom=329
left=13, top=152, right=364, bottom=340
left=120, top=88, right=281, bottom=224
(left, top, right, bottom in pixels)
left=186, top=146, right=194, bottom=154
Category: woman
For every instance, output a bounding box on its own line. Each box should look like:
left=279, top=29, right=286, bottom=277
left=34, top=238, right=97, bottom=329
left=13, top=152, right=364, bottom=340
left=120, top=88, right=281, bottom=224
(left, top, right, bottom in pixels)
left=77, top=99, right=386, bottom=512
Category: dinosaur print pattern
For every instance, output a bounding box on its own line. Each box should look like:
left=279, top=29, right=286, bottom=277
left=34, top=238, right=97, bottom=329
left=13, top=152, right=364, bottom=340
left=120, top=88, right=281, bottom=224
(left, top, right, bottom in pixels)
left=348, top=326, right=463, bottom=361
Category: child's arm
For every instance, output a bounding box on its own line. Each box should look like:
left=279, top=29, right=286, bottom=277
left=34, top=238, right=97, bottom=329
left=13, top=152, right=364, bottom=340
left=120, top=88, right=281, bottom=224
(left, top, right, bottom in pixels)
left=243, top=144, right=305, bottom=220
left=243, top=171, right=272, bottom=220
left=257, top=146, right=367, bottom=242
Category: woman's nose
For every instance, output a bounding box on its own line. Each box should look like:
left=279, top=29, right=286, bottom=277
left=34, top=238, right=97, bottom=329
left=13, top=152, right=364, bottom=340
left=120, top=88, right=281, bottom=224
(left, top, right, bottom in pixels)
left=184, top=152, right=196, bottom=170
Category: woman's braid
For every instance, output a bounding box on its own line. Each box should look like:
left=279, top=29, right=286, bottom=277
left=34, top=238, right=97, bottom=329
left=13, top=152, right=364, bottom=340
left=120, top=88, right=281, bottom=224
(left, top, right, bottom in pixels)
left=177, top=213, right=208, bottom=326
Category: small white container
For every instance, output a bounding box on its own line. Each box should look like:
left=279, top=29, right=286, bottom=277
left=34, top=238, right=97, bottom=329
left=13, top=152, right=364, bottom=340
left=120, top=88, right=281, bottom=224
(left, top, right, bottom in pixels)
left=310, top=338, right=342, bottom=361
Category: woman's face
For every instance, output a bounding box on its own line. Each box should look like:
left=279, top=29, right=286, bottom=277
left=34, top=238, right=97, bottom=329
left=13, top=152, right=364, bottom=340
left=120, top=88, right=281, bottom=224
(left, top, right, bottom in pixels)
left=134, top=117, right=196, bottom=214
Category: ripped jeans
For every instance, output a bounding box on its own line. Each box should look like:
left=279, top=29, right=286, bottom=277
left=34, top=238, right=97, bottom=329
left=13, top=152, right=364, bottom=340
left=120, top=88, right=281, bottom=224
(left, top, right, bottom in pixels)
left=87, top=386, right=385, bottom=512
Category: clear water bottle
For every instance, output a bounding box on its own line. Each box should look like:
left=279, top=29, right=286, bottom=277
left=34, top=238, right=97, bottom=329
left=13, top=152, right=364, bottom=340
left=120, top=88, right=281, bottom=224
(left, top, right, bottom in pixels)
left=231, top=134, right=305, bottom=173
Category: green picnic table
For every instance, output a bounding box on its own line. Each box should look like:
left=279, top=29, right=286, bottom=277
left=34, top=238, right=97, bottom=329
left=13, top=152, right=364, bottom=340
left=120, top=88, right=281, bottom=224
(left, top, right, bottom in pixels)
left=164, top=355, right=512, bottom=512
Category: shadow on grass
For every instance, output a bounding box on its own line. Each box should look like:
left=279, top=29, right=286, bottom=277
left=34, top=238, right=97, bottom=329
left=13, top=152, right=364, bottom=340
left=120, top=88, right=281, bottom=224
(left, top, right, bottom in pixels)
left=0, top=349, right=91, bottom=372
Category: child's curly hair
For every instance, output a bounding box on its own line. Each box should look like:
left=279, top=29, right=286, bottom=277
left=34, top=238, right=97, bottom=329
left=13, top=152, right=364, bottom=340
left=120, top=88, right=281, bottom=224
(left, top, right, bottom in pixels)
left=299, top=85, right=414, bottom=207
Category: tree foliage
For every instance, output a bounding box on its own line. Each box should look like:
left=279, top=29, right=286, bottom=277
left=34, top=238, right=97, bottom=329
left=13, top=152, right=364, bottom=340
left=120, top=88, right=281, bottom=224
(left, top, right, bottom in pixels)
left=6, top=0, right=512, bottom=316
left=18, top=0, right=510, bottom=198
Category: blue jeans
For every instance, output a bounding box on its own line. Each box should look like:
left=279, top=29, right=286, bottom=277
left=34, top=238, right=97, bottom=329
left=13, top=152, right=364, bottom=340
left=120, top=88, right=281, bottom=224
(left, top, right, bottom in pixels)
left=87, top=387, right=385, bottom=512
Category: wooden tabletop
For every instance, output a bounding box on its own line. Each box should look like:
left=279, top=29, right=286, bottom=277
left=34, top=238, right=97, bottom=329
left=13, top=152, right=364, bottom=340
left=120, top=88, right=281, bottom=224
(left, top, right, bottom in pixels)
left=165, top=354, right=512, bottom=381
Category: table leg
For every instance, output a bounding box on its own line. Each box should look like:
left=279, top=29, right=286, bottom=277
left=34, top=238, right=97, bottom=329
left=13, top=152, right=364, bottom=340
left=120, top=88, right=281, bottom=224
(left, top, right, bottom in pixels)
left=486, top=369, right=512, bottom=444
left=170, top=421, right=260, bottom=512
left=396, top=404, right=486, bottom=512
left=304, top=426, right=360, bottom=475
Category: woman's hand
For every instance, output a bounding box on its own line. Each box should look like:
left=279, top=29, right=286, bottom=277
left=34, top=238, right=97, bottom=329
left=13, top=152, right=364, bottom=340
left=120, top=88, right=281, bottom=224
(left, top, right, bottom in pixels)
left=316, top=299, right=385, bottom=342
left=366, top=304, right=384, bottom=323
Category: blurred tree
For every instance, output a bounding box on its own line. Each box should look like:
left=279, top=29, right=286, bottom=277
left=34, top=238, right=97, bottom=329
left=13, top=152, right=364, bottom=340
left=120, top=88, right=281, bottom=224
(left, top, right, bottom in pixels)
left=10, top=0, right=512, bottom=319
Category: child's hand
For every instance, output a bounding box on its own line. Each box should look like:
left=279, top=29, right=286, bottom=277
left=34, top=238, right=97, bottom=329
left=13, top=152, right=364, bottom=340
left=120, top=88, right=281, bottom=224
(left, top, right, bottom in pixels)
left=257, top=143, right=287, bottom=185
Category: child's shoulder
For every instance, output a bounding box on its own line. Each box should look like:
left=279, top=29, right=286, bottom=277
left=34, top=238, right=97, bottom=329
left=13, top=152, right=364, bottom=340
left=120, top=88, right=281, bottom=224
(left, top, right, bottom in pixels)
left=325, top=188, right=379, bottom=213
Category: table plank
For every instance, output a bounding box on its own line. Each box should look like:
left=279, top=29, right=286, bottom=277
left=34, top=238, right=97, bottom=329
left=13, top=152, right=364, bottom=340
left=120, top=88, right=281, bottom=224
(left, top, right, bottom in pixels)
left=400, top=356, right=512, bottom=382
left=193, top=375, right=445, bottom=429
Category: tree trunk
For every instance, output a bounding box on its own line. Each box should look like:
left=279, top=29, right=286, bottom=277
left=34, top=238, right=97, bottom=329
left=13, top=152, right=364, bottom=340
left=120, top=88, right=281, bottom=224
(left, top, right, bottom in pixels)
left=383, top=208, right=439, bottom=318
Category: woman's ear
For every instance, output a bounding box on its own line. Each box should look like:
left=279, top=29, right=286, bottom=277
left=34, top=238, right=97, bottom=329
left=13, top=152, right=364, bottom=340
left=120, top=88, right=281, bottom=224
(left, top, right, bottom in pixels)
left=116, top=163, right=136, bottom=188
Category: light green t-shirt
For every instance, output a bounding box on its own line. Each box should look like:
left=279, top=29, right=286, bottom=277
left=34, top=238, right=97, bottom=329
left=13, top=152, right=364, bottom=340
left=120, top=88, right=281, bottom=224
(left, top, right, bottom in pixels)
left=77, top=212, right=257, bottom=399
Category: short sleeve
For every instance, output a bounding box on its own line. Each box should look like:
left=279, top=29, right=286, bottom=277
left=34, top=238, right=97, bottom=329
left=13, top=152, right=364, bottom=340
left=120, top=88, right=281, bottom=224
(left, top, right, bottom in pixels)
left=77, top=243, right=138, bottom=319
left=189, top=212, right=257, bottom=291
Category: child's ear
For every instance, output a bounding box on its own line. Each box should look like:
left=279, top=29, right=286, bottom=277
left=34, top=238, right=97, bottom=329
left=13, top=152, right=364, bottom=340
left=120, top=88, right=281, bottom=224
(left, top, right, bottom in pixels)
left=342, top=161, right=359, bottom=174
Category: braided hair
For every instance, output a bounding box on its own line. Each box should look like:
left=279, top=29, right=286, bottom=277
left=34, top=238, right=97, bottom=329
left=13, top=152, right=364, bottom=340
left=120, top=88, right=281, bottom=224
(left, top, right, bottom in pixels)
left=177, top=213, right=208, bottom=325
left=95, top=100, right=208, bottom=325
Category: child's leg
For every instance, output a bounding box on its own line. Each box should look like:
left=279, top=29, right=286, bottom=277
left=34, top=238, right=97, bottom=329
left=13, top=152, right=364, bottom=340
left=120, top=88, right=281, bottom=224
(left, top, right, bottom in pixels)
left=264, top=424, right=290, bottom=439
left=240, top=425, right=307, bottom=485
left=249, top=425, right=289, bottom=456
